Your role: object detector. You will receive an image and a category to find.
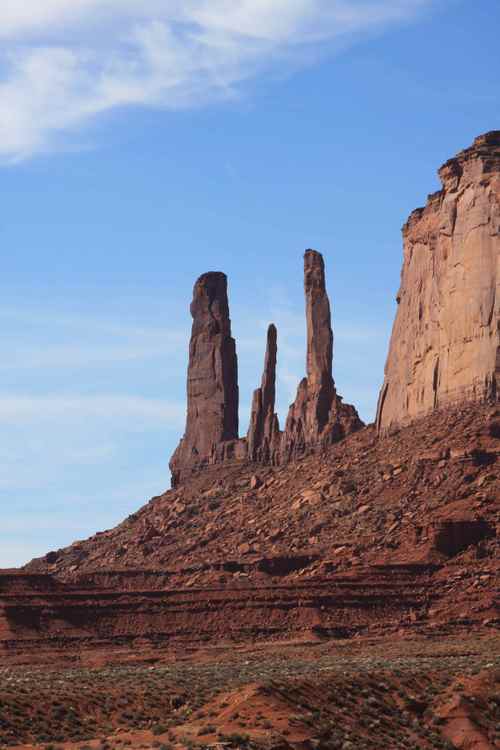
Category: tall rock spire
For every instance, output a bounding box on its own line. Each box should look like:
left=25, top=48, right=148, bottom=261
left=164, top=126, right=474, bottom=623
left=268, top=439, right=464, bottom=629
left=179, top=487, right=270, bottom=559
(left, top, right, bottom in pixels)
left=304, top=249, right=336, bottom=435
left=247, top=324, right=280, bottom=462
left=377, top=131, right=500, bottom=433
left=169, top=272, right=239, bottom=486
left=281, top=250, right=362, bottom=460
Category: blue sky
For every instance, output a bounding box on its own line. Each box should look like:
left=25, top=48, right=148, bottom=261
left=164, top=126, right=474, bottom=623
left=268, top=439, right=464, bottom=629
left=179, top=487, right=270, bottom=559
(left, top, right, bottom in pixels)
left=1, top=0, right=499, bottom=567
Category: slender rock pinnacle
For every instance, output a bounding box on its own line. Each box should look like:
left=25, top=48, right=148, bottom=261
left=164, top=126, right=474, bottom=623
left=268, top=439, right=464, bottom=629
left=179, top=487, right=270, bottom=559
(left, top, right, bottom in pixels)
left=282, top=250, right=362, bottom=459
left=304, top=249, right=336, bottom=434
left=248, top=324, right=280, bottom=462
left=169, top=272, right=239, bottom=486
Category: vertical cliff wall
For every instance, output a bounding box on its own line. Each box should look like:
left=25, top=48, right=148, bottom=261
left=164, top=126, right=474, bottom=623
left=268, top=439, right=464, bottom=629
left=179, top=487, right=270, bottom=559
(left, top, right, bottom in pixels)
left=377, top=131, right=500, bottom=433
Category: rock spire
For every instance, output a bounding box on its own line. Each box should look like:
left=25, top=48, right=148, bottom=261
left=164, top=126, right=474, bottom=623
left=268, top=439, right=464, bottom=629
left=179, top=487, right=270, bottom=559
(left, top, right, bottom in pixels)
left=281, top=250, right=362, bottom=460
left=170, top=272, right=239, bottom=487
left=247, top=324, right=280, bottom=463
left=377, top=131, right=500, bottom=433
left=170, top=251, right=363, bottom=486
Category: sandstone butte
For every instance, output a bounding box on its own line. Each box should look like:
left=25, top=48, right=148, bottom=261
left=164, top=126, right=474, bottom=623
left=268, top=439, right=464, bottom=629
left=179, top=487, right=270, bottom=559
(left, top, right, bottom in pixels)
left=377, top=130, right=500, bottom=433
left=170, top=249, right=363, bottom=486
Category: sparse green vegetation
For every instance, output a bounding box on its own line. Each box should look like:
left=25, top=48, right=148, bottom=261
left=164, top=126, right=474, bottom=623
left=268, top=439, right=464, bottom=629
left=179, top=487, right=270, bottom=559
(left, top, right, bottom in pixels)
left=0, top=637, right=497, bottom=748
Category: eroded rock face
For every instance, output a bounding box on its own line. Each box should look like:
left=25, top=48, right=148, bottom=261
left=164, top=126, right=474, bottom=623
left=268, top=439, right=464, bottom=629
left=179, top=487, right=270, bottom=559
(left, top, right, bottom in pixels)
left=281, top=250, right=363, bottom=460
left=377, top=132, right=500, bottom=433
left=170, top=272, right=239, bottom=487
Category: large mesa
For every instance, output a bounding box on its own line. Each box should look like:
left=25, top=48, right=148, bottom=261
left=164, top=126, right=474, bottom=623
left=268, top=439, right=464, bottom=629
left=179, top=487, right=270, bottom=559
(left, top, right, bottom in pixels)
left=377, top=131, right=500, bottom=433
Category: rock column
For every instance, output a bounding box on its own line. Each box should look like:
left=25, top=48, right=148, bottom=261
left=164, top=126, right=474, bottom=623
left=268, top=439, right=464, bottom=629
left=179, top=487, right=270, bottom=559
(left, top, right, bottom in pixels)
left=304, top=249, right=336, bottom=436
left=282, top=250, right=362, bottom=460
left=247, top=324, right=280, bottom=462
left=169, top=272, right=239, bottom=486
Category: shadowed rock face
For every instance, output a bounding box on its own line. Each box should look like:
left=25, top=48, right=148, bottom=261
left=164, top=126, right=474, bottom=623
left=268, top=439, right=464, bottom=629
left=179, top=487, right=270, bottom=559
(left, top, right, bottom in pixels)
left=247, top=324, right=280, bottom=463
left=170, top=272, right=239, bottom=487
left=377, top=131, right=500, bottom=433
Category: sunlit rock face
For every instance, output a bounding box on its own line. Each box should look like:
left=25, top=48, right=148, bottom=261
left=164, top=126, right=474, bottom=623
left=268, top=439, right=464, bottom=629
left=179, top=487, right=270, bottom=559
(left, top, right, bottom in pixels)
left=377, top=131, right=500, bottom=433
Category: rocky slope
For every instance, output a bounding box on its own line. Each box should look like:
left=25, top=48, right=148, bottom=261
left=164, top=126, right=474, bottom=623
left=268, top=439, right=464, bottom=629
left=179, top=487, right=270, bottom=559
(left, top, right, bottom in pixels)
left=17, top=400, right=497, bottom=661
left=28, top=401, right=499, bottom=585
left=377, top=131, right=500, bottom=433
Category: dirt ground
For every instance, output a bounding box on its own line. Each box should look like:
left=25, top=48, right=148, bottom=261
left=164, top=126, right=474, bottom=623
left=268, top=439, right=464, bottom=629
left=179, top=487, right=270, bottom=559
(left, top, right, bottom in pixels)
left=2, top=634, right=499, bottom=750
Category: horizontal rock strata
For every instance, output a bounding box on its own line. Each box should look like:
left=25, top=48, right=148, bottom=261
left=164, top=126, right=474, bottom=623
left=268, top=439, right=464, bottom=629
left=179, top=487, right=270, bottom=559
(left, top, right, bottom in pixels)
left=0, top=567, right=443, bottom=664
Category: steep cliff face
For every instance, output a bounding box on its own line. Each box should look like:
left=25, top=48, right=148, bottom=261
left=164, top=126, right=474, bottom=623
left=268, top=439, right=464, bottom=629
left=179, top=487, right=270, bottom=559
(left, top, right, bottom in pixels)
left=169, top=272, right=239, bottom=487
left=377, top=131, right=500, bottom=433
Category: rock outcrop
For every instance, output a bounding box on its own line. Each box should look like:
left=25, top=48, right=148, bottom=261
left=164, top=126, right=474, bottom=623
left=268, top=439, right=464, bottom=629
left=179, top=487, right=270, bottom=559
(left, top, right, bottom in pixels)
left=281, top=250, right=363, bottom=460
left=377, top=131, right=500, bottom=433
left=247, top=324, right=281, bottom=463
left=170, top=272, right=239, bottom=487
left=170, top=251, right=362, bottom=484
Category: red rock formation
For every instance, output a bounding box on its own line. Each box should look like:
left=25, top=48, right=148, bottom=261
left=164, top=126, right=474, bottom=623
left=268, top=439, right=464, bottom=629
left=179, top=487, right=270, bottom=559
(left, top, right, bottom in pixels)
left=170, top=272, right=239, bottom=487
left=281, top=250, right=363, bottom=460
left=377, top=131, right=500, bottom=433
left=170, top=251, right=362, bottom=484
left=247, top=324, right=281, bottom=463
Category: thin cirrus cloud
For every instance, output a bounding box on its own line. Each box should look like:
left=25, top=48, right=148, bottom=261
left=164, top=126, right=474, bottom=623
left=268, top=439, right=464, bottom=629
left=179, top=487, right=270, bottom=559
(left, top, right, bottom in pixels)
left=0, top=394, right=185, bottom=425
left=0, top=0, right=436, bottom=162
left=0, top=304, right=187, bottom=369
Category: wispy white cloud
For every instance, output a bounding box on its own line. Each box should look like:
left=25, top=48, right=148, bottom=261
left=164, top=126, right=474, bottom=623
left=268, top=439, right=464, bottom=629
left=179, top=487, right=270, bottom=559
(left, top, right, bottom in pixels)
left=0, top=394, right=184, bottom=424
left=0, top=304, right=187, bottom=369
left=0, top=342, right=178, bottom=370
left=0, top=0, right=436, bottom=161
